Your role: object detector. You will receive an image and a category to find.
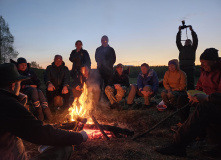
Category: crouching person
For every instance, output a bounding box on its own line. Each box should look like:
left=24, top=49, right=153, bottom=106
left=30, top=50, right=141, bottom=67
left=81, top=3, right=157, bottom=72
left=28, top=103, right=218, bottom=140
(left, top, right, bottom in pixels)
left=127, top=63, right=159, bottom=109
left=45, top=55, right=70, bottom=109
left=72, top=65, right=101, bottom=107
left=0, top=63, right=88, bottom=160
left=161, top=59, right=187, bottom=110
left=105, top=63, right=130, bottom=109
left=16, top=57, right=52, bottom=121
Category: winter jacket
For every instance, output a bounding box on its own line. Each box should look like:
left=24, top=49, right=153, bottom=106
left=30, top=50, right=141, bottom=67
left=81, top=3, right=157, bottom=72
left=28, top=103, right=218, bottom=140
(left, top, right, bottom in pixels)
left=18, top=67, right=41, bottom=92
left=44, top=62, right=70, bottom=89
left=95, top=45, right=116, bottom=74
left=196, top=58, right=221, bottom=95
left=163, top=70, right=187, bottom=91
left=108, top=71, right=130, bottom=88
left=137, top=69, right=159, bottom=94
left=176, top=31, right=198, bottom=69
left=69, top=49, right=91, bottom=79
left=0, top=89, right=83, bottom=159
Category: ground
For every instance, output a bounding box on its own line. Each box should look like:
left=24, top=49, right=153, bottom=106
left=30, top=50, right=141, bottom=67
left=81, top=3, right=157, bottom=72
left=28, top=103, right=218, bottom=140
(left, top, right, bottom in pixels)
left=23, top=95, right=216, bottom=160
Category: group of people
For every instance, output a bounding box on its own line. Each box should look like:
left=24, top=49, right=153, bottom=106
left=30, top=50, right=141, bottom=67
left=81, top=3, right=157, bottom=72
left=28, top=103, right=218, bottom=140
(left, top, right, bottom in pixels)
left=0, top=25, right=221, bottom=159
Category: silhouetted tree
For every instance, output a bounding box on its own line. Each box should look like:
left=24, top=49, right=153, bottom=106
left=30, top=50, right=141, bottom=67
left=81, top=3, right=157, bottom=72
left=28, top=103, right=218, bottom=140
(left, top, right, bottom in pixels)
left=30, top=61, right=43, bottom=69
left=0, top=15, right=18, bottom=63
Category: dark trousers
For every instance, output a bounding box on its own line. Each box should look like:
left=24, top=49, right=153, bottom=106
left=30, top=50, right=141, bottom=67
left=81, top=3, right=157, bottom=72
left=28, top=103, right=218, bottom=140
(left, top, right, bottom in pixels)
left=174, top=102, right=221, bottom=147
left=180, top=67, right=195, bottom=90
left=22, top=87, right=47, bottom=107
left=177, top=94, right=191, bottom=123
left=46, top=89, right=70, bottom=109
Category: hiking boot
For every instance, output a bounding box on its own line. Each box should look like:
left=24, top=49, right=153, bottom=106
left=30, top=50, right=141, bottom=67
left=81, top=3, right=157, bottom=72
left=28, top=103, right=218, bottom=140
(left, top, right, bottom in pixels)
left=171, top=122, right=182, bottom=132
left=36, top=106, right=44, bottom=121
left=43, top=107, right=52, bottom=121
left=110, top=102, right=119, bottom=109
left=154, top=143, right=187, bottom=157
left=141, top=104, right=151, bottom=110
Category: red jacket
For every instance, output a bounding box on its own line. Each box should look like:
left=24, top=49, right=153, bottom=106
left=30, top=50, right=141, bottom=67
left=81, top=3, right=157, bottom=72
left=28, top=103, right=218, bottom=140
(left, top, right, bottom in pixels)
left=196, top=58, right=221, bottom=95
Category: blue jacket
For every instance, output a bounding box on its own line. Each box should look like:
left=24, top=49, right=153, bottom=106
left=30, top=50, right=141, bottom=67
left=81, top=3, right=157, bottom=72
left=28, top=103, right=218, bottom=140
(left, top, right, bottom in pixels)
left=137, top=68, right=159, bottom=94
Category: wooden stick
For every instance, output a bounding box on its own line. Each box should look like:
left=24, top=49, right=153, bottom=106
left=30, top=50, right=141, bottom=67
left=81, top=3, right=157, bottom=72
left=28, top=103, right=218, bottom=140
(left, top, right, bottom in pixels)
left=90, top=113, right=110, bottom=140
left=132, top=102, right=191, bottom=140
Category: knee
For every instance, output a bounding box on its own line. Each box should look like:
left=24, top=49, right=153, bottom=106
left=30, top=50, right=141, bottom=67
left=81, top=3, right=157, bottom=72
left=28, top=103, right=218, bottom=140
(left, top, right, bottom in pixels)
left=105, top=86, right=113, bottom=94
left=143, top=85, right=152, bottom=92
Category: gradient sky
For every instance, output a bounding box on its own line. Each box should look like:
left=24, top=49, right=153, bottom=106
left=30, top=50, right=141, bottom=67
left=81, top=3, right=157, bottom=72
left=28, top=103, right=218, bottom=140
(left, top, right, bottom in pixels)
left=0, top=0, right=221, bottom=69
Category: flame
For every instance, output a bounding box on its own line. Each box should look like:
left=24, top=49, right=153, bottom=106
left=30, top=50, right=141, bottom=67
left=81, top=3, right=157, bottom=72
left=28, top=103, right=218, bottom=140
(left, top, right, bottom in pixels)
left=68, top=83, right=89, bottom=121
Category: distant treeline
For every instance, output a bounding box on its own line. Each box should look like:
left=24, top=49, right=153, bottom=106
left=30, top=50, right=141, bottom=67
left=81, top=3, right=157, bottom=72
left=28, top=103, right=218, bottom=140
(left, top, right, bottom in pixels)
left=32, top=65, right=201, bottom=83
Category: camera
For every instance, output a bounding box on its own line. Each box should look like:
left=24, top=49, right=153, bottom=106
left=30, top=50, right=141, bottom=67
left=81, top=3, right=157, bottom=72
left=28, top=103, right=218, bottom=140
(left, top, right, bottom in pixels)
left=180, top=20, right=190, bottom=29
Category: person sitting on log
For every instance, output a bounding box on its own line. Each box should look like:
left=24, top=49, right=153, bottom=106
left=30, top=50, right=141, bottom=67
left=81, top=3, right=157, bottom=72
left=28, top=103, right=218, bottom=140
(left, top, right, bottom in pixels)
left=72, top=65, right=101, bottom=107
left=44, top=55, right=70, bottom=110
left=14, top=57, right=52, bottom=121
left=161, top=59, right=187, bottom=110
left=0, top=63, right=88, bottom=160
left=127, top=63, right=159, bottom=109
left=155, top=48, right=221, bottom=157
left=105, top=63, right=130, bottom=109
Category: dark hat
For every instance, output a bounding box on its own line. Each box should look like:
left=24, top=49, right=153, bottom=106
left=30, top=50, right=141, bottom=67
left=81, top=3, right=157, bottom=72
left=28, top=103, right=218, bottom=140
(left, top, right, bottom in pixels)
left=200, top=48, right=219, bottom=61
left=17, top=57, right=27, bottom=65
left=0, top=63, right=29, bottom=84
left=168, top=60, right=176, bottom=66
left=116, top=63, right=123, bottom=68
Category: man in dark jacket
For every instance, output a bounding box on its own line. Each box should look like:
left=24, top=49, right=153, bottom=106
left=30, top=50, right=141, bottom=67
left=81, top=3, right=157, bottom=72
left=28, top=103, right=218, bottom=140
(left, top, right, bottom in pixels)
left=95, top=35, right=116, bottom=87
left=176, top=25, right=198, bottom=90
left=44, top=55, right=70, bottom=109
left=0, top=63, right=87, bottom=160
left=127, top=63, right=159, bottom=108
left=105, top=63, right=130, bottom=109
left=69, top=40, right=91, bottom=80
left=16, top=57, right=51, bottom=121
left=72, top=65, right=101, bottom=107
left=155, top=48, right=221, bottom=157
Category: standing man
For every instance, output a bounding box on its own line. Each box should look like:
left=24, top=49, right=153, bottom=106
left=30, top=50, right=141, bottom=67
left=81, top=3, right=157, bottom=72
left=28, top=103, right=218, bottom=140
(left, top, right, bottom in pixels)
left=176, top=25, right=198, bottom=90
left=44, top=55, right=70, bottom=109
left=0, top=63, right=87, bottom=160
left=95, top=35, right=116, bottom=88
left=127, top=63, right=159, bottom=109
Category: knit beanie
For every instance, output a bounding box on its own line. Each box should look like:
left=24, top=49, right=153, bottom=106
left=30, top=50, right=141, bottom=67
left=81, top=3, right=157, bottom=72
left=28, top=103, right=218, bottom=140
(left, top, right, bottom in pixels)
left=200, top=48, right=219, bottom=61
left=17, top=57, right=27, bottom=65
left=168, top=60, right=176, bottom=66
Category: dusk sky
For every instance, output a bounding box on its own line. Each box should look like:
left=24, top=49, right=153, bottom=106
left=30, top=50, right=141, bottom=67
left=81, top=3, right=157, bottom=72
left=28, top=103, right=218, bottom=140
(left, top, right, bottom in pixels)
left=0, top=0, right=221, bottom=69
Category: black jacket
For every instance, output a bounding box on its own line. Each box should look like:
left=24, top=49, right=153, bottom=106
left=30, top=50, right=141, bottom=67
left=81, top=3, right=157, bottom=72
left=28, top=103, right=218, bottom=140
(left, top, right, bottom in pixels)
left=176, top=31, right=198, bottom=69
left=18, top=65, right=41, bottom=91
left=44, top=62, right=70, bottom=89
left=108, top=71, right=130, bottom=88
left=0, top=89, right=83, bottom=159
left=95, top=45, right=116, bottom=74
left=69, top=49, right=91, bottom=79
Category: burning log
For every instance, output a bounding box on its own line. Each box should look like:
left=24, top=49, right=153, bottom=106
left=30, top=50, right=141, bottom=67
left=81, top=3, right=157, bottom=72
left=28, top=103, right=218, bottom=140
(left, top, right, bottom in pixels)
left=91, top=114, right=110, bottom=140
left=83, top=124, right=134, bottom=137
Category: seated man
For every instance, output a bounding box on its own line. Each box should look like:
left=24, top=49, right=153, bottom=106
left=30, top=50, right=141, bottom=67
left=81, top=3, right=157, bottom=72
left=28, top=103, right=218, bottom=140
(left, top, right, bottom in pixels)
left=155, top=48, right=221, bottom=157
left=15, top=57, right=52, bottom=121
left=127, top=63, right=159, bottom=108
left=44, top=55, right=70, bottom=109
left=105, top=63, right=130, bottom=109
left=72, top=65, right=101, bottom=107
left=0, top=63, right=87, bottom=160
left=176, top=48, right=221, bottom=126
left=161, top=59, right=187, bottom=110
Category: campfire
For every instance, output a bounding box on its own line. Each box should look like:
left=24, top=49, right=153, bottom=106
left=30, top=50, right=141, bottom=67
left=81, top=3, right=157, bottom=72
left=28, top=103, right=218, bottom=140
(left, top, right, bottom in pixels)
left=55, top=83, right=134, bottom=139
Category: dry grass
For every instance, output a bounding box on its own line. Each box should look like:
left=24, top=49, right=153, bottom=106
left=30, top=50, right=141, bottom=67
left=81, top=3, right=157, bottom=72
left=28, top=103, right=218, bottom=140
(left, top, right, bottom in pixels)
left=24, top=97, right=213, bottom=160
